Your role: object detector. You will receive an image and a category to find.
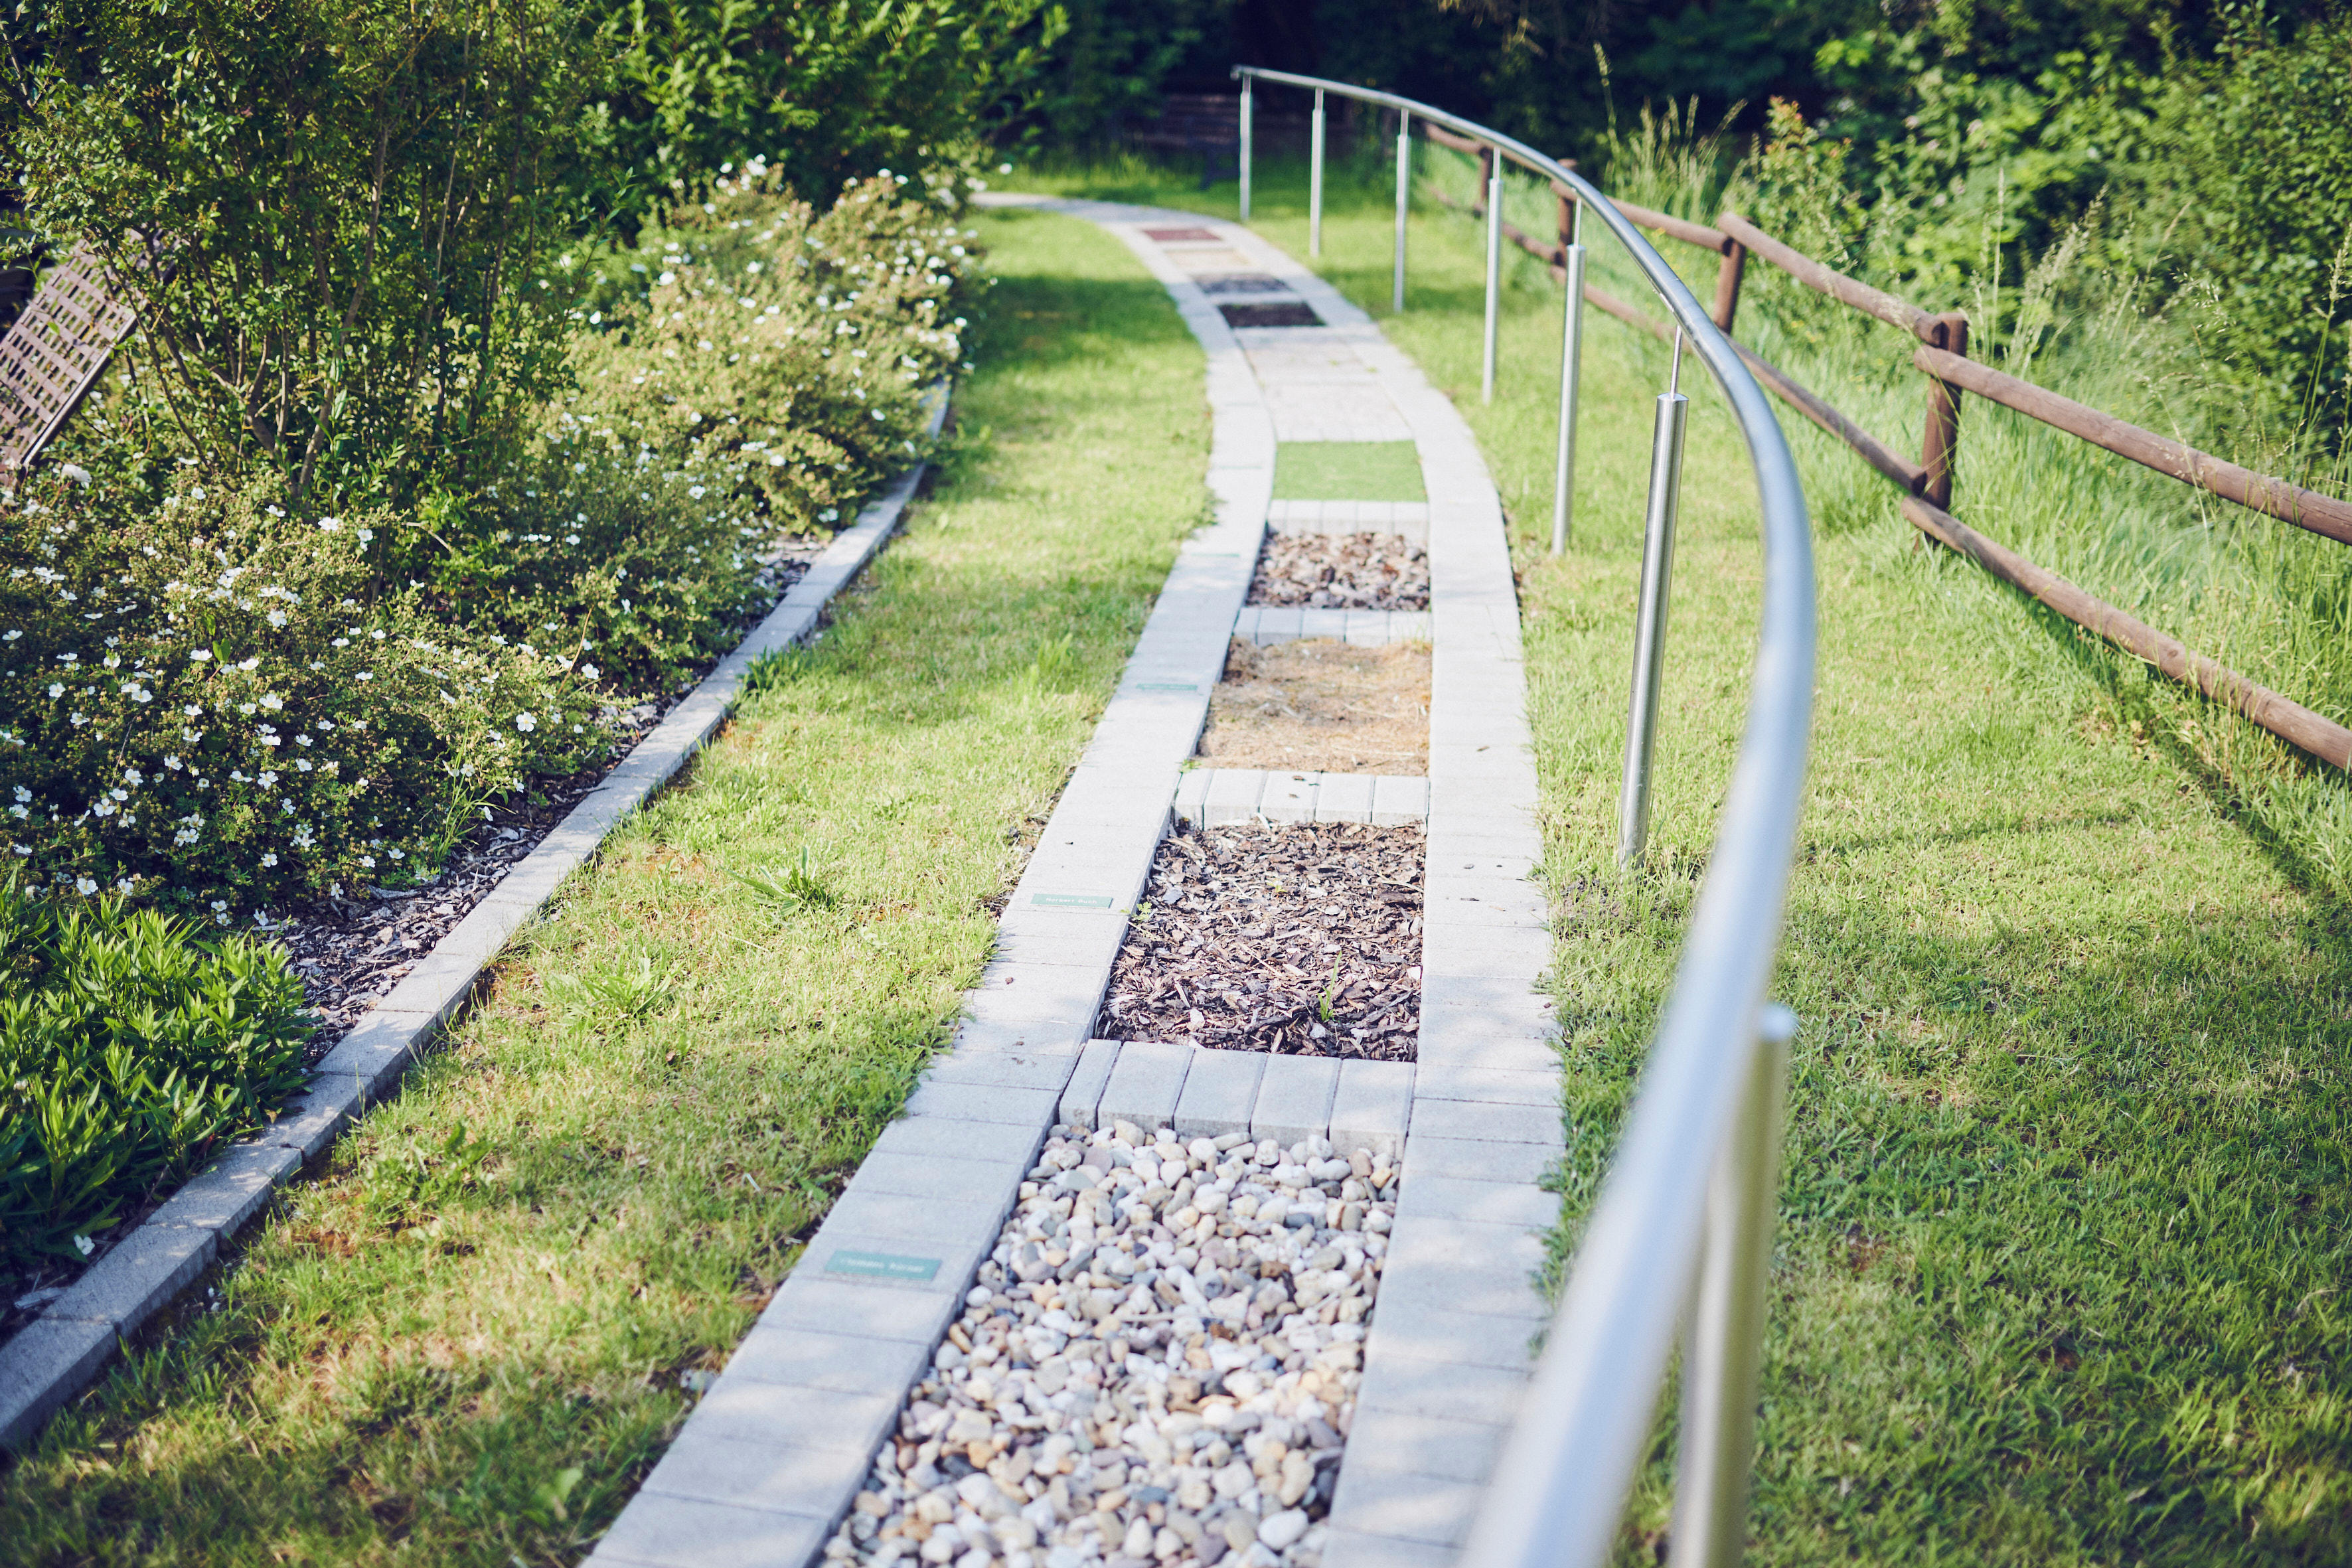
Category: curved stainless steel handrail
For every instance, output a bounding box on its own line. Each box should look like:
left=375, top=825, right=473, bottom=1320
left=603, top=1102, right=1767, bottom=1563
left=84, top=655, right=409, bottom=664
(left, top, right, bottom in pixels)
left=1233, top=66, right=1818, bottom=1567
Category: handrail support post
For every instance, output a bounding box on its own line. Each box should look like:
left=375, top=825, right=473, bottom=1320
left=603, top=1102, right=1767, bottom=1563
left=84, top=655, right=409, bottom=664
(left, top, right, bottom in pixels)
left=1617, top=332, right=1690, bottom=867
left=1392, top=112, right=1411, bottom=313
left=1308, top=88, right=1326, bottom=258
left=1669, top=1004, right=1795, bottom=1568
left=1552, top=214, right=1587, bottom=555
left=1237, top=77, right=1253, bottom=222
left=1482, top=147, right=1504, bottom=402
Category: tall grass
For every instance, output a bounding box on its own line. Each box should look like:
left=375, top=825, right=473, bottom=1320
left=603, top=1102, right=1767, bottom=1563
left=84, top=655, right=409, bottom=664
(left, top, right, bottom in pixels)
left=1419, top=106, right=2352, bottom=895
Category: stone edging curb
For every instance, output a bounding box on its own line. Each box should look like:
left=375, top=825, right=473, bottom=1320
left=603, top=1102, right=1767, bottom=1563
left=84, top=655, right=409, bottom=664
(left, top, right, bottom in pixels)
left=0, top=392, right=953, bottom=1453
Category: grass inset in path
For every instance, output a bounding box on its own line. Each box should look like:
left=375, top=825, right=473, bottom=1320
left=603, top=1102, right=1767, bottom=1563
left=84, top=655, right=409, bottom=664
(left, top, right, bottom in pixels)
left=0, top=206, right=1211, bottom=1567
left=1273, top=440, right=1426, bottom=501
left=1008, top=155, right=2352, bottom=1565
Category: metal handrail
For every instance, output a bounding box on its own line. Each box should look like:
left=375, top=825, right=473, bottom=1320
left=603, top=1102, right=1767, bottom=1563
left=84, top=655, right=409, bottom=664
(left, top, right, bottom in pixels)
left=1231, top=66, right=1818, bottom=1567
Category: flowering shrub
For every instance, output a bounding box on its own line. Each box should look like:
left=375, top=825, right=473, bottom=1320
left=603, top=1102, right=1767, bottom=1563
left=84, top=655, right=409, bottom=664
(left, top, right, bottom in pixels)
left=0, top=880, right=311, bottom=1271
left=0, top=470, right=603, bottom=915
left=572, top=168, right=977, bottom=536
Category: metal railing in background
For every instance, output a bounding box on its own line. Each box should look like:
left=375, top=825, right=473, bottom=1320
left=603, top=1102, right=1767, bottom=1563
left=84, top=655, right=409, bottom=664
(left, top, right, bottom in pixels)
left=1232, top=66, right=1818, bottom=1568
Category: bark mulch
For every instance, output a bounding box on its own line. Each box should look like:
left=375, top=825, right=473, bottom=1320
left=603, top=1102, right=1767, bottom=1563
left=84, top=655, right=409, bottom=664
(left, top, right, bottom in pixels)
left=1099, top=819, right=1422, bottom=1061
left=1249, top=531, right=1430, bottom=611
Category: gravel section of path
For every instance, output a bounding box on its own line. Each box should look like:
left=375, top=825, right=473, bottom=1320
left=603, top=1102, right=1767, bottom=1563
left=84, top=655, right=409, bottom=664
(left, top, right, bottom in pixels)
left=823, top=1120, right=1397, bottom=1568
left=1098, top=821, right=1421, bottom=1061
left=272, top=540, right=826, bottom=1042
left=1248, top=533, right=1427, bottom=611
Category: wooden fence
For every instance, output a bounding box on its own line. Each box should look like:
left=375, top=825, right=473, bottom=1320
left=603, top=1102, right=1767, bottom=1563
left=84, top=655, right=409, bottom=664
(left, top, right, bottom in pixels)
left=1417, top=125, right=2352, bottom=767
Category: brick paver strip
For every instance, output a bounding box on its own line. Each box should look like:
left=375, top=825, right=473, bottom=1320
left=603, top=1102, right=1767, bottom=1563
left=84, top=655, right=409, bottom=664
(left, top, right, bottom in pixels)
left=0, top=394, right=955, bottom=1454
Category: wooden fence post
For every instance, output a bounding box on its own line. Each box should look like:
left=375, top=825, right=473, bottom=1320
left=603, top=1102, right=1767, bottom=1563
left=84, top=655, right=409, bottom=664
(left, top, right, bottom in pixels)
left=1555, top=187, right=1576, bottom=266
left=1711, top=241, right=1748, bottom=332
left=1919, top=311, right=1969, bottom=507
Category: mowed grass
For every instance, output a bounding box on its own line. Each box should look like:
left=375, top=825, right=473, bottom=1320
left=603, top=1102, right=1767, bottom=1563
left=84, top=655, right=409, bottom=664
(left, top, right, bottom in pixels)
left=0, top=206, right=1210, bottom=1566
left=1014, top=152, right=2352, bottom=1564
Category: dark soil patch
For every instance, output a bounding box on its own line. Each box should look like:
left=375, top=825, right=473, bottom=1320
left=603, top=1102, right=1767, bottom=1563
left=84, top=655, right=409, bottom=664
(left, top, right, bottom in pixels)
left=1219, top=300, right=1322, bottom=328
left=1250, top=531, right=1429, bottom=610
left=1099, top=819, right=1421, bottom=1060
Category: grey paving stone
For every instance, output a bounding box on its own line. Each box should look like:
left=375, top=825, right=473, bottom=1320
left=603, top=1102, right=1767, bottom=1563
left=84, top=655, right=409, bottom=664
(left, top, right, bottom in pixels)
left=1251, top=1054, right=1339, bottom=1146
left=1393, top=1172, right=1561, bottom=1229
left=264, top=1072, right=365, bottom=1161
left=918, top=1050, right=1080, bottom=1093
left=374, top=949, right=487, bottom=1026
left=898, top=1080, right=1063, bottom=1127
left=868, top=1115, right=1046, bottom=1169
left=1342, top=1407, right=1508, bottom=1484
left=841, top=1151, right=1028, bottom=1208
left=587, top=1493, right=830, bottom=1568
left=1250, top=605, right=1306, bottom=644
left=638, top=1423, right=867, bottom=1519
left=1327, top=1465, right=1482, bottom=1548
left=722, top=1325, right=933, bottom=1397
left=688, top=1376, right=898, bottom=1454
left=1401, top=1134, right=1560, bottom=1186
left=311, top=1008, right=435, bottom=1101
left=760, top=1277, right=964, bottom=1346
left=47, top=1219, right=216, bottom=1333
left=1298, top=608, right=1350, bottom=641
left=1413, top=1018, right=1557, bottom=1075
left=1315, top=1526, right=1458, bottom=1568
left=1172, top=1048, right=1263, bottom=1138
left=1348, top=1292, right=1545, bottom=1373
left=947, top=1016, right=1093, bottom=1057
left=1408, top=1097, right=1562, bottom=1147
left=820, top=1186, right=1016, bottom=1248
left=1172, top=769, right=1211, bottom=826
left=1354, top=1348, right=1533, bottom=1427
left=1202, top=768, right=1267, bottom=826
left=1407, top=1066, right=1555, bottom=1107
left=1329, top=1059, right=1413, bottom=1158
left=1312, top=771, right=1375, bottom=825
left=1417, top=974, right=1555, bottom=1031
left=1258, top=771, right=1318, bottom=823
left=1370, top=774, right=1431, bottom=826
left=0, top=1316, right=117, bottom=1452
left=145, top=1139, right=302, bottom=1236
left=1420, top=922, right=1551, bottom=980
left=1059, top=1039, right=1122, bottom=1131
left=1096, top=1040, right=1192, bottom=1129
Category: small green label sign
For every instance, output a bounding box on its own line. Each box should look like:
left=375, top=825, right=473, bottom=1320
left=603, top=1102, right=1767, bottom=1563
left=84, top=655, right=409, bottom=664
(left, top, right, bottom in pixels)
left=1034, top=892, right=1115, bottom=908
left=826, top=1249, right=941, bottom=1283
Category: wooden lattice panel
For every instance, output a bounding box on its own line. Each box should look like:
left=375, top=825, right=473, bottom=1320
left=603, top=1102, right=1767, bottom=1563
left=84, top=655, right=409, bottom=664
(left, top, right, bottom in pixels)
left=0, top=246, right=137, bottom=478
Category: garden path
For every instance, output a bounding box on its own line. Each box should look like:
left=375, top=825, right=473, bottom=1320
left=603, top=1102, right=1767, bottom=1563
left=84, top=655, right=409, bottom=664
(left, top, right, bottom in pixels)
left=586, top=199, right=1563, bottom=1568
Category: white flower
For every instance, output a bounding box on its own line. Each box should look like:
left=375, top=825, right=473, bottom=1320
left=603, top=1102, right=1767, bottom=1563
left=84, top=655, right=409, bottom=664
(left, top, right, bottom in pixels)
left=515, top=712, right=536, bottom=732
left=164, top=755, right=181, bottom=769
left=10, top=785, right=25, bottom=801
left=358, top=854, right=376, bottom=868
left=268, top=609, right=287, bottom=628
left=581, top=663, right=599, bottom=680
left=74, top=876, right=97, bottom=895
left=58, top=464, right=91, bottom=487
left=258, top=771, right=279, bottom=788
left=73, top=1234, right=95, bottom=1257
left=317, top=518, right=342, bottom=532
left=46, top=683, right=62, bottom=698
left=7, top=805, right=25, bottom=820
left=191, top=649, right=211, bottom=661
left=261, top=852, right=278, bottom=867
left=356, top=527, right=374, bottom=544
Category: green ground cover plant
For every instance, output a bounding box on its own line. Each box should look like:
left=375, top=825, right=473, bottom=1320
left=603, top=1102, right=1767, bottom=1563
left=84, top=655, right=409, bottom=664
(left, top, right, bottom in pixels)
left=0, top=204, right=1211, bottom=1565
left=0, top=880, right=311, bottom=1269
left=1011, top=153, right=2352, bottom=1563
left=1271, top=441, right=1427, bottom=501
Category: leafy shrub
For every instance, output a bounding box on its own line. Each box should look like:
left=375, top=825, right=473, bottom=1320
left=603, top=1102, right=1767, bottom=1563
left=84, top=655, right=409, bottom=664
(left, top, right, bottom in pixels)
left=0, top=880, right=311, bottom=1269
left=11, top=0, right=604, bottom=510
left=0, top=466, right=605, bottom=913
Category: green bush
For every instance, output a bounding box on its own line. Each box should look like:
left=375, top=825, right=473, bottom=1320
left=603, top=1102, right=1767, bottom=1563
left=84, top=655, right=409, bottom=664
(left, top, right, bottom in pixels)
left=10, top=0, right=604, bottom=512
left=0, top=880, right=311, bottom=1269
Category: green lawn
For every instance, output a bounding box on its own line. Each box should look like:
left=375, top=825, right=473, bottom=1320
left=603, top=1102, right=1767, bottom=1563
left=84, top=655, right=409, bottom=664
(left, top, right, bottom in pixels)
left=0, top=207, right=1211, bottom=1566
left=1011, top=153, right=2352, bottom=1565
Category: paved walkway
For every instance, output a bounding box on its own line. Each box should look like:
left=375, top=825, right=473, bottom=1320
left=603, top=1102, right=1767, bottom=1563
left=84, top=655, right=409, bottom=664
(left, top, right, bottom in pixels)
left=586, top=199, right=1561, bottom=1568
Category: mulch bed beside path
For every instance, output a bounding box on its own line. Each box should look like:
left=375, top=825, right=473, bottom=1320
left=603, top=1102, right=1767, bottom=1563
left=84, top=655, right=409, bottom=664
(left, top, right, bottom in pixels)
left=1249, top=532, right=1429, bottom=611
left=273, top=538, right=826, bottom=1041
left=1099, top=821, right=1422, bottom=1061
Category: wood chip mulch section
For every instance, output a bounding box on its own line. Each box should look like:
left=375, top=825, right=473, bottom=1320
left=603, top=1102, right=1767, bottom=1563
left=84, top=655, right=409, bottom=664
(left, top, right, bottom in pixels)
left=1099, top=819, right=1422, bottom=1061
left=1249, top=531, right=1429, bottom=611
